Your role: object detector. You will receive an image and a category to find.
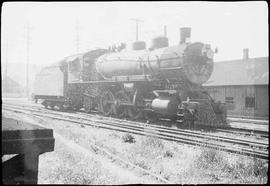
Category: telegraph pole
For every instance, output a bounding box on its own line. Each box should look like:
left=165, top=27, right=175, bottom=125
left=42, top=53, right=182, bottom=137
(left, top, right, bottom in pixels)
left=5, top=37, right=8, bottom=90
left=164, top=25, right=167, bottom=37
left=75, top=20, right=80, bottom=53
left=25, top=22, right=33, bottom=97
left=131, top=18, right=143, bottom=41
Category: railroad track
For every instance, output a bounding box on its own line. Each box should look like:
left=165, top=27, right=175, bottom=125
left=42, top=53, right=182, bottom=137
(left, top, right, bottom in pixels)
left=3, top=101, right=268, bottom=137
left=3, top=103, right=268, bottom=160
left=227, top=115, right=269, bottom=125
left=3, top=102, right=268, bottom=140
left=74, top=110, right=269, bottom=138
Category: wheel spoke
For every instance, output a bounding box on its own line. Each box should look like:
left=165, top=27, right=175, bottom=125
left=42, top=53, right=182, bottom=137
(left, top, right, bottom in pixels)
left=100, top=90, right=116, bottom=116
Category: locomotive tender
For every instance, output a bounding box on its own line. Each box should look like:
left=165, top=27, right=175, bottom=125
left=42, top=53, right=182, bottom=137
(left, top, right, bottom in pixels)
left=34, top=27, right=227, bottom=126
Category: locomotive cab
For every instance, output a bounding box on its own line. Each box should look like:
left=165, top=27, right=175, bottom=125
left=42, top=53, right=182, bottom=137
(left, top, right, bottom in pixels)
left=66, top=54, right=84, bottom=83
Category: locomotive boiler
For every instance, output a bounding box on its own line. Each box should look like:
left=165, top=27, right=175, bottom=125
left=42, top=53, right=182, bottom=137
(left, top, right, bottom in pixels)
left=96, top=38, right=214, bottom=85
left=34, top=27, right=227, bottom=127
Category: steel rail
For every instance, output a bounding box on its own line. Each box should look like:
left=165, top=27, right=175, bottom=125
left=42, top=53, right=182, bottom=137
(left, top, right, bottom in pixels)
left=3, top=105, right=268, bottom=160
left=3, top=102, right=268, bottom=139
left=4, top=103, right=268, bottom=148
left=73, top=113, right=269, bottom=148
left=3, top=101, right=268, bottom=136
left=3, top=104, right=268, bottom=149
left=227, top=116, right=269, bottom=125
left=4, top=107, right=268, bottom=160
left=215, top=128, right=268, bottom=138
left=75, top=111, right=269, bottom=143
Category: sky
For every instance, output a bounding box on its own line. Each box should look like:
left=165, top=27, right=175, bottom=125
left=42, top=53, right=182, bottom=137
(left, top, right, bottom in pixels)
left=1, top=1, right=268, bottom=68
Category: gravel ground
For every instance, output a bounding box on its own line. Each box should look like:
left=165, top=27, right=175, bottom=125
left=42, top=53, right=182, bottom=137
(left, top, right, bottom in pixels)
left=2, top=109, right=268, bottom=184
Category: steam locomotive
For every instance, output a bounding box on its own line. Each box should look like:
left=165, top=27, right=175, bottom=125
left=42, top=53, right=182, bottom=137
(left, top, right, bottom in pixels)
left=34, top=27, right=227, bottom=127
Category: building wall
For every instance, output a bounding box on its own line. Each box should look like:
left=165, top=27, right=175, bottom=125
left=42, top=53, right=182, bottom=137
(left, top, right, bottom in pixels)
left=205, top=85, right=269, bottom=118
left=255, top=86, right=269, bottom=117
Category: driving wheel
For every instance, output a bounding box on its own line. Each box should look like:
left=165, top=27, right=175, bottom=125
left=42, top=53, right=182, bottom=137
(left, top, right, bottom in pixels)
left=99, top=90, right=116, bottom=116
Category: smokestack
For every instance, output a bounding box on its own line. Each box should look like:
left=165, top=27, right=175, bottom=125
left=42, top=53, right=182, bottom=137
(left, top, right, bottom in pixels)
left=180, top=27, right=191, bottom=44
left=164, top=25, right=167, bottom=37
left=243, top=48, right=249, bottom=60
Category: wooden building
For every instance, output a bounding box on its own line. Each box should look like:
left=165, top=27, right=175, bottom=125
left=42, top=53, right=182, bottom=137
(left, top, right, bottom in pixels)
left=203, top=50, right=268, bottom=118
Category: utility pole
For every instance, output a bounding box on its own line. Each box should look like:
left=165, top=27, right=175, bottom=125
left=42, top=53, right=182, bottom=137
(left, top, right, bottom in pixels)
left=5, top=37, right=8, bottom=90
left=164, top=25, right=167, bottom=37
left=75, top=20, right=81, bottom=53
left=25, top=22, right=33, bottom=98
left=131, top=18, right=143, bottom=41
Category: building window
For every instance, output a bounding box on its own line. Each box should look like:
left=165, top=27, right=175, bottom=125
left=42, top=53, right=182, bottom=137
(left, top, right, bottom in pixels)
left=225, top=97, right=234, bottom=104
left=245, top=97, right=255, bottom=108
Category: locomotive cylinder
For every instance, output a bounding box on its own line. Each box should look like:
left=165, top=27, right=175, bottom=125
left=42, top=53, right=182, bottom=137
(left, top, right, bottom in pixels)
left=151, top=96, right=178, bottom=116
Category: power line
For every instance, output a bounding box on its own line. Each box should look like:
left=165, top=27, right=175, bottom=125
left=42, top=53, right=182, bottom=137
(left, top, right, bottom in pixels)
left=130, top=18, right=144, bottom=41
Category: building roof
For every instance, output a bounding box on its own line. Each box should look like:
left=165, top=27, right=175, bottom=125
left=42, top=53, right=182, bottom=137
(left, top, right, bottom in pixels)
left=203, top=57, right=269, bottom=86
